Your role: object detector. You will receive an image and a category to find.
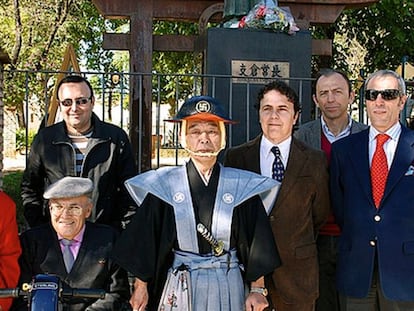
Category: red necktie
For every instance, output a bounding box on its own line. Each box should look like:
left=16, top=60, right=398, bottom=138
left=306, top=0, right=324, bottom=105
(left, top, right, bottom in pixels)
left=371, top=134, right=389, bottom=208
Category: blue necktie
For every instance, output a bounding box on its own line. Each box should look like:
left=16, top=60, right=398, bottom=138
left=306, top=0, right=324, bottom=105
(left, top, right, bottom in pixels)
left=61, top=239, right=75, bottom=272
left=271, top=146, right=285, bottom=182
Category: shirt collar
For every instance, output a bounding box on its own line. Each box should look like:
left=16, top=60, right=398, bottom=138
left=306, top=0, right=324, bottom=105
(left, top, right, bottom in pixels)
left=260, top=135, right=292, bottom=161
left=320, top=115, right=352, bottom=142
left=58, top=224, right=86, bottom=244
left=369, top=122, right=401, bottom=143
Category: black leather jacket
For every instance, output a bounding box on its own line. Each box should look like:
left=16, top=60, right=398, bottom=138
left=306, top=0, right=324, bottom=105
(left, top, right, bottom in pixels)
left=21, top=113, right=137, bottom=230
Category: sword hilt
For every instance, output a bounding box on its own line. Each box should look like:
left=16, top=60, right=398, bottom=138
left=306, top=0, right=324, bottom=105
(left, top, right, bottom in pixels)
left=196, top=223, right=225, bottom=256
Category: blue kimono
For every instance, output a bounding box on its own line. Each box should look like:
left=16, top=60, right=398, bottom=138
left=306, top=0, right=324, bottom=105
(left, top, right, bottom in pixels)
left=113, top=160, right=281, bottom=310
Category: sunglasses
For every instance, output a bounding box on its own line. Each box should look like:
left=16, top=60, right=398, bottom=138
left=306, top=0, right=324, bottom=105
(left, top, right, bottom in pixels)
left=365, top=89, right=401, bottom=101
left=59, top=97, right=91, bottom=107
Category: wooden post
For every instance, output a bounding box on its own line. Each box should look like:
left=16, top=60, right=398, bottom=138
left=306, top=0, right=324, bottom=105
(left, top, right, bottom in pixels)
left=129, top=0, right=153, bottom=172
left=47, top=44, right=81, bottom=126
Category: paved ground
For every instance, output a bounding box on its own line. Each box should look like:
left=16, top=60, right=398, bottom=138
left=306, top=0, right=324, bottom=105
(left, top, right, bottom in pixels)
left=2, top=154, right=186, bottom=172
left=3, top=154, right=26, bottom=171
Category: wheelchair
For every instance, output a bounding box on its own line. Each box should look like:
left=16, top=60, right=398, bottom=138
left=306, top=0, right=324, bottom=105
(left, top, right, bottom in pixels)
left=0, top=274, right=105, bottom=311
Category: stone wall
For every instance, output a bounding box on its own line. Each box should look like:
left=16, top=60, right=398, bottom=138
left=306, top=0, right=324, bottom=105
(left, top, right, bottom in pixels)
left=3, top=107, right=17, bottom=158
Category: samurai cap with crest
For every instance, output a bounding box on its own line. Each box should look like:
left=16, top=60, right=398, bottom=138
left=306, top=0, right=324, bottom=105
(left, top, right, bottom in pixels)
left=166, top=96, right=236, bottom=155
left=168, top=95, right=236, bottom=123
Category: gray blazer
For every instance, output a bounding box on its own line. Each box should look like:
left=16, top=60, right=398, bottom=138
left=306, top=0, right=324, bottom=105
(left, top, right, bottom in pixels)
left=295, top=118, right=368, bottom=149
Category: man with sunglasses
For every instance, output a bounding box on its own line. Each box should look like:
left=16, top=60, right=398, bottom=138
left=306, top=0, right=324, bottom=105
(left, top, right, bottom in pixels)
left=13, top=176, right=130, bottom=311
left=21, top=75, right=137, bottom=231
left=330, top=69, right=414, bottom=311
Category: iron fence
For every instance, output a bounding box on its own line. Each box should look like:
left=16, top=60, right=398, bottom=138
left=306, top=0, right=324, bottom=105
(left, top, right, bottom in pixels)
left=2, top=69, right=413, bottom=170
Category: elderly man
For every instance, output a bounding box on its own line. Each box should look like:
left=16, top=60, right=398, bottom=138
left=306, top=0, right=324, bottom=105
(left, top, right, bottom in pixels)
left=113, top=95, right=281, bottom=311
left=13, top=177, right=130, bottom=311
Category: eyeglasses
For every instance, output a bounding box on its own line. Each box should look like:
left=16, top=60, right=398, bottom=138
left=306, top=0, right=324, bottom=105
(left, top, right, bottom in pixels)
left=365, top=89, right=401, bottom=101
left=59, top=97, right=91, bottom=107
left=50, top=204, right=84, bottom=216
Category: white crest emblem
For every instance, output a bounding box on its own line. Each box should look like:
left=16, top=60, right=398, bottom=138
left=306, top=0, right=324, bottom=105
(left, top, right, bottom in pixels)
left=222, top=193, right=234, bottom=204
left=195, top=100, right=211, bottom=113
left=173, top=192, right=185, bottom=203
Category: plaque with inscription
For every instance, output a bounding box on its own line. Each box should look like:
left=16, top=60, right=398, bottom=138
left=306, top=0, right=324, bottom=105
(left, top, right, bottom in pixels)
left=232, top=60, right=289, bottom=83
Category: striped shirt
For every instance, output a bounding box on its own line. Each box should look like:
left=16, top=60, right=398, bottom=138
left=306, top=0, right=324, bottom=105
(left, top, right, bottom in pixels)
left=68, top=128, right=93, bottom=176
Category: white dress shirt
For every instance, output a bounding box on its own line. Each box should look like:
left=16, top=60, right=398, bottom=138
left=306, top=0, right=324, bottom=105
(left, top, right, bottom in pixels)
left=260, top=135, right=291, bottom=178
left=368, top=122, right=401, bottom=168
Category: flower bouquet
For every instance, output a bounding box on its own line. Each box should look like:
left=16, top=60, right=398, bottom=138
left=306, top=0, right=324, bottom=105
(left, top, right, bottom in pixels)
left=238, top=0, right=299, bottom=35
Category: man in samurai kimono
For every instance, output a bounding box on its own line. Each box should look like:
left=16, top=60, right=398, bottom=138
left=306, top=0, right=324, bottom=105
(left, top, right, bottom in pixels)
left=113, top=95, right=281, bottom=311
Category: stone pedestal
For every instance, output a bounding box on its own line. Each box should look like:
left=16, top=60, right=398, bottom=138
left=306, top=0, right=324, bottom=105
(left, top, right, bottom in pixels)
left=198, top=28, right=312, bottom=147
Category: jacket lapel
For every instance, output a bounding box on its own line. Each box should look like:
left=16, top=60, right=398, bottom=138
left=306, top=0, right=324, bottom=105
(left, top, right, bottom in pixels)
left=348, top=130, right=373, bottom=205
left=72, top=223, right=95, bottom=272
left=243, top=135, right=262, bottom=174
left=382, top=127, right=414, bottom=206
left=41, top=226, right=68, bottom=276
left=310, top=121, right=322, bottom=149
left=274, top=137, right=307, bottom=205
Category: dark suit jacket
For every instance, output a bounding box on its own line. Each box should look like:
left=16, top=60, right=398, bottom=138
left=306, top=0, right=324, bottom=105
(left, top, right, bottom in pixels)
left=295, top=118, right=368, bottom=149
left=330, top=126, right=414, bottom=300
left=224, top=135, right=330, bottom=304
left=13, top=222, right=130, bottom=311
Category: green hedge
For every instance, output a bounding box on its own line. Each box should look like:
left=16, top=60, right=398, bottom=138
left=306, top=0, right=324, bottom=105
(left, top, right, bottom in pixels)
left=3, top=170, right=26, bottom=232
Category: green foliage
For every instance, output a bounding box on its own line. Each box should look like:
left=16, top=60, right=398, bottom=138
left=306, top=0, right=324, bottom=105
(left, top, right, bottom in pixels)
left=73, top=1, right=123, bottom=72
left=3, top=0, right=414, bottom=119
left=310, top=24, right=337, bottom=72
left=2, top=171, right=25, bottom=231
left=335, top=0, right=414, bottom=75
left=0, top=0, right=117, bottom=117
left=15, top=127, right=36, bottom=153
left=152, top=21, right=201, bottom=109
